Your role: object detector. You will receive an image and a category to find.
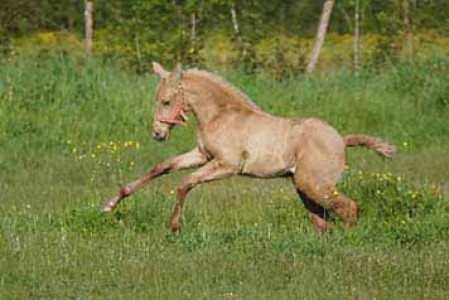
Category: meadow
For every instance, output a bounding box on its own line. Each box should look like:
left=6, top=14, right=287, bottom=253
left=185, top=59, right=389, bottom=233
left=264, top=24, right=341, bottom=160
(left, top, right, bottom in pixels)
left=1, top=53, right=449, bottom=299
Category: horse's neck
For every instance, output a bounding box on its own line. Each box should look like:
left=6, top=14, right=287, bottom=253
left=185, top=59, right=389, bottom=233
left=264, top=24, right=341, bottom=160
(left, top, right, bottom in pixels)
left=183, top=72, right=261, bottom=127
left=184, top=85, right=222, bottom=126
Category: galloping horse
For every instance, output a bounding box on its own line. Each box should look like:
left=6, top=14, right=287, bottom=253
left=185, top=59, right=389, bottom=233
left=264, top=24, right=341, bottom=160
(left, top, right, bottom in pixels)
left=104, top=62, right=395, bottom=233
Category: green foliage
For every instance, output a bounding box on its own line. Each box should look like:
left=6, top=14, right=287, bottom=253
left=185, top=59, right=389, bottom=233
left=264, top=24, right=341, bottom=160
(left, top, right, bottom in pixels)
left=2, top=0, right=449, bottom=76
left=340, top=170, right=447, bottom=244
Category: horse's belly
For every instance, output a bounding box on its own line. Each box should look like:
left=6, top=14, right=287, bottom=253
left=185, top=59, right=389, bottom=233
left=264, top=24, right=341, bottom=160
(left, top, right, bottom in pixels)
left=239, top=122, right=296, bottom=177
left=241, top=154, right=294, bottom=178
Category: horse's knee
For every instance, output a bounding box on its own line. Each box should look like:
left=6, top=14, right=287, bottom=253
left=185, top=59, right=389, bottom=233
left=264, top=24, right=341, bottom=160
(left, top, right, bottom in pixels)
left=176, top=183, right=192, bottom=200
left=177, top=175, right=199, bottom=197
left=120, top=186, right=132, bottom=197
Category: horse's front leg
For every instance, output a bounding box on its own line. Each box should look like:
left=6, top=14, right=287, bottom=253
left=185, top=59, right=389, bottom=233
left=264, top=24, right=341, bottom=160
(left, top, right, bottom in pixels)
left=103, top=148, right=208, bottom=212
left=170, top=160, right=237, bottom=234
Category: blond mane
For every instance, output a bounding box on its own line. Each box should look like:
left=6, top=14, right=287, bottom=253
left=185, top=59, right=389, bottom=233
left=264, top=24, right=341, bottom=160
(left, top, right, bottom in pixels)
left=185, top=69, right=262, bottom=112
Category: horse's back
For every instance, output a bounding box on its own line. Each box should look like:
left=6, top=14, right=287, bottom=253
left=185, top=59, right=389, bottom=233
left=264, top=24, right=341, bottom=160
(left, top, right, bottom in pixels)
left=290, top=117, right=345, bottom=152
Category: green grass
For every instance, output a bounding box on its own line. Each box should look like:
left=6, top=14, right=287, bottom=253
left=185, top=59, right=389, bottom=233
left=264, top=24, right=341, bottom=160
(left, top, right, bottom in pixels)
left=1, top=53, right=449, bottom=299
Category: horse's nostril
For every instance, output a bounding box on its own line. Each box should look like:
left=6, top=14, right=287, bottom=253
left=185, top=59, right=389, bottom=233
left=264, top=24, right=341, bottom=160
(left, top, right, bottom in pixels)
left=153, top=131, right=165, bottom=141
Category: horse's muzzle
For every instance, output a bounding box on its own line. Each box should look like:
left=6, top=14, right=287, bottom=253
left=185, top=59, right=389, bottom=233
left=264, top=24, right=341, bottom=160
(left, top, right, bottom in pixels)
left=153, top=131, right=168, bottom=142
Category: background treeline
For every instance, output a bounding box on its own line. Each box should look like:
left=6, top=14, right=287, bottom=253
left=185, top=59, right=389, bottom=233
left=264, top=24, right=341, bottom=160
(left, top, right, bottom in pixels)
left=1, top=0, right=449, bottom=76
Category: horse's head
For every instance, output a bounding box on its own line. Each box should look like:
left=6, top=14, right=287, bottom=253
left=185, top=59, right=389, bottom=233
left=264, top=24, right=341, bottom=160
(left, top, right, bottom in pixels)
left=151, top=62, right=188, bottom=142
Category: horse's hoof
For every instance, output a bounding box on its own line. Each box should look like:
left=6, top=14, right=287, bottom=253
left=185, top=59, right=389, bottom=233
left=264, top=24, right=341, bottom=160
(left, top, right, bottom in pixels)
left=102, top=206, right=112, bottom=213
left=171, top=224, right=180, bottom=236
left=102, top=202, right=116, bottom=213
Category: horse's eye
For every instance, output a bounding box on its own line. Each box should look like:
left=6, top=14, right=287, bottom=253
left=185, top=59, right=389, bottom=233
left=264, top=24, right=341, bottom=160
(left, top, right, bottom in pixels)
left=162, top=100, right=170, bottom=107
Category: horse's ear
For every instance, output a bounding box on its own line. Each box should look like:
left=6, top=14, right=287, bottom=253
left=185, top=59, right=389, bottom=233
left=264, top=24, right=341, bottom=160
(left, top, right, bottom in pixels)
left=173, top=63, right=183, bottom=82
left=152, top=62, right=169, bottom=78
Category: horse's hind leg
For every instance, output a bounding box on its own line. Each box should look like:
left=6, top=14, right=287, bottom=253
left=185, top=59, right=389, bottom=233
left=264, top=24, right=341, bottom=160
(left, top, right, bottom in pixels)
left=294, top=173, right=359, bottom=230
left=329, top=193, right=358, bottom=227
left=293, top=136, right=358, bottom=230
left=296, top=188, right=333, bottom=233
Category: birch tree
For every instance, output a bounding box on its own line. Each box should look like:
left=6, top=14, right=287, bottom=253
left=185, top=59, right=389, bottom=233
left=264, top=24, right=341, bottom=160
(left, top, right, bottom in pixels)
left=230, top=4, right=246, bottom=60
left=306, top=0, right=335, bottom=73
left=353, top=0, right=360, bottom=76
left=84, top=0, right=93, bottom=59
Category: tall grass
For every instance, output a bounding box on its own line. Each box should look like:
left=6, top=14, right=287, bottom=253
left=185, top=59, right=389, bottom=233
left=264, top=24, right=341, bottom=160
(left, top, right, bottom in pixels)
left=1, top=53, right=448, bottom=299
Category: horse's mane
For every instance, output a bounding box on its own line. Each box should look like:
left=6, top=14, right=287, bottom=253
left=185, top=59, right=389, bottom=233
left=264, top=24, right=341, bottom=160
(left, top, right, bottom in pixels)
left=185, top=69, right=261, bottom=112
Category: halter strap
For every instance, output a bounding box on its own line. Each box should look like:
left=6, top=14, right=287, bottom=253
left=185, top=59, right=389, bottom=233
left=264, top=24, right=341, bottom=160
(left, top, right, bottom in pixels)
left=157, top=85, right=187, bottom=126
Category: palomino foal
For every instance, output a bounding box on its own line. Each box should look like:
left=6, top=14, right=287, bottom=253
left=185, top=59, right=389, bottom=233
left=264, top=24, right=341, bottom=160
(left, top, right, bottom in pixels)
left=104, top=62, right=395, bottom=234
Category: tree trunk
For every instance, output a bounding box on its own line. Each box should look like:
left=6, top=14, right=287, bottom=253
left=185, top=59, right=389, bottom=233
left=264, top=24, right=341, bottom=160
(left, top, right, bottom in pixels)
left=230, top=4, right=246, bottom=59
left=353, top=0, right=360, bottom=76
left=84, top=0, right=93, bottom=59
left=402, top=0, right=413, bottom=62
left=135, top=36, right=142, bottom=73
left=190, top=12, right=196, bottom=51
left=306, top=0, right=335, bottom=73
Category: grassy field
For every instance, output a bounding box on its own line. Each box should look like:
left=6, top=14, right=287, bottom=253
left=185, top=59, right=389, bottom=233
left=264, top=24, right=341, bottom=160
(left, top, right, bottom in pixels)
left=1, top=53, right=449, bottom=299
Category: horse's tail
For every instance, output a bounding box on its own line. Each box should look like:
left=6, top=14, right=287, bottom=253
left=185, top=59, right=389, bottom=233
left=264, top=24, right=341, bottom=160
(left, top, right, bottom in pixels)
left=344, top=135, right=396, bottom=158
